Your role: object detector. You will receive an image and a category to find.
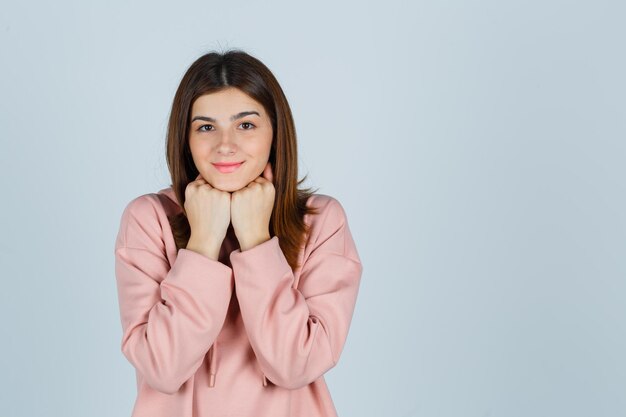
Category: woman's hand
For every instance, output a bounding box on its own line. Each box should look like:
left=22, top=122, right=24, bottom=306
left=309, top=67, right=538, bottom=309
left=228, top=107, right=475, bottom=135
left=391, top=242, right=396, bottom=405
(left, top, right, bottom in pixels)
left=231, top=162, right=275, bottom=251
left=184, top=173, right=232, bottom=260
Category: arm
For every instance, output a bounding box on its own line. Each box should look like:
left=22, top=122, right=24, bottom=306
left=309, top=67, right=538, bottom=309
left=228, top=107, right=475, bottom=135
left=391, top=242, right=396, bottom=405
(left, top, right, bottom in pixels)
left=114, top=196, right=233, bottom=394
left=229, top=197, right=363, bottom=390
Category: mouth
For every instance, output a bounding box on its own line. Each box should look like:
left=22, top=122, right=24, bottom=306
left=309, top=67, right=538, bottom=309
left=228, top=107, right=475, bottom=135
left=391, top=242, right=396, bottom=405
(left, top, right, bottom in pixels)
left=212, top=161, right=244, bottom=173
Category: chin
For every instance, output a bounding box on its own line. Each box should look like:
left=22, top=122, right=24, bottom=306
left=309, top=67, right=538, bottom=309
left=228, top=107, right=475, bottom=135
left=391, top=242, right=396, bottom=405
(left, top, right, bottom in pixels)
left=220, top=185, right=243, bottom=193
left=208, top=179, right=248, bottom=193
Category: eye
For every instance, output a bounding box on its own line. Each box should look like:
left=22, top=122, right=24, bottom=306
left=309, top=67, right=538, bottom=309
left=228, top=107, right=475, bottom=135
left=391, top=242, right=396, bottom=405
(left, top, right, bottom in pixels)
left=196, top=122, right=256, bottom=132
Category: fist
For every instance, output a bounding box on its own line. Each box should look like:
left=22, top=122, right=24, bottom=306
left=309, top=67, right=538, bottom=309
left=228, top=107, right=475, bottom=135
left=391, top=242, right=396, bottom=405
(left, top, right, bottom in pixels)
left=230, top=162, right=275, bottom=250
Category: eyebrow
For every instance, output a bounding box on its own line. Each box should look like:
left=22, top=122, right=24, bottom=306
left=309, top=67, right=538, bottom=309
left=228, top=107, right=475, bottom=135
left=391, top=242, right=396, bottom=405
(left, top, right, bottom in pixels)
left=191, top=111, right=260, bottom=123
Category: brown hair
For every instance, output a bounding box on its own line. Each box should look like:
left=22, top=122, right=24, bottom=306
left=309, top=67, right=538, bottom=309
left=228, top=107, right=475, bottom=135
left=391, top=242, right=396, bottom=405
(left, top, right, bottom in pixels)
left=164, top=49, right=320, bottom=271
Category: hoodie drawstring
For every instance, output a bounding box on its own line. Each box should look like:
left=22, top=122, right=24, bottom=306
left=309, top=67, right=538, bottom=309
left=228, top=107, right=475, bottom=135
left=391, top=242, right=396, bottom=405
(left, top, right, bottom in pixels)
left=208, top=341, right=217, bottom=387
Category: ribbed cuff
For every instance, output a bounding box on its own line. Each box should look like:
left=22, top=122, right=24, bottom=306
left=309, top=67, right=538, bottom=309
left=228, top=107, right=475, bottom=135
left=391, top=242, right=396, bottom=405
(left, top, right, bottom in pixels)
left=229, top=236, right=292, bottom=287
left=165, top=248, right=233, bottom=290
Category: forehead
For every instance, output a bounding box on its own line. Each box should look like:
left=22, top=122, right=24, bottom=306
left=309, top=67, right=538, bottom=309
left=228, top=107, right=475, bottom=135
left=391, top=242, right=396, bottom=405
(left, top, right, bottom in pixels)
left=192, top=88, right=263, bottom=115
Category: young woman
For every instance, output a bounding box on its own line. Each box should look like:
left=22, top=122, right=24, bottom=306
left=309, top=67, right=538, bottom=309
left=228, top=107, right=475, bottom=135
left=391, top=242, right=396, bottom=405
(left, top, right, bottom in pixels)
left=114, top=50, right=363, bottom=417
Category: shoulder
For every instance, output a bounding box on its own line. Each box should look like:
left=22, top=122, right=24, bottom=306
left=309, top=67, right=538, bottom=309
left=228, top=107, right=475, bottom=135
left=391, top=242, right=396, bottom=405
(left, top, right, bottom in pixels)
left=119, top=191, right=164, bottom=225
left=115, top=191, right=168, bottom=251
left=302, top=193, right=353, bottom=251
left=305, top=193, right=349, bottom=227
left=300, top=193, right=361, bottom=264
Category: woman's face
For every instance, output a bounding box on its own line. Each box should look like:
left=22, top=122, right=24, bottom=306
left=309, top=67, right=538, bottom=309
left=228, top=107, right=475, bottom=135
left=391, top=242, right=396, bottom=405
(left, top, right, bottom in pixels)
left=188, top=87, right=273, bottom=192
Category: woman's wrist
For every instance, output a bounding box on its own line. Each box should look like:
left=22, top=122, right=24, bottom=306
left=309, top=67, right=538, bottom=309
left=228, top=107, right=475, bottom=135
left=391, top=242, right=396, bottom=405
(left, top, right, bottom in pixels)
left=238, top=233, right=271, bottom=252
left=186, top=236, right=222, bottom=261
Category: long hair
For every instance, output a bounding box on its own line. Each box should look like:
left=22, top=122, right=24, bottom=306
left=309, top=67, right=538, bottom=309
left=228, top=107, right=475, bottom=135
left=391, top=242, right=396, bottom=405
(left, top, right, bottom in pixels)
left=164, top=49, right=320, bottom=271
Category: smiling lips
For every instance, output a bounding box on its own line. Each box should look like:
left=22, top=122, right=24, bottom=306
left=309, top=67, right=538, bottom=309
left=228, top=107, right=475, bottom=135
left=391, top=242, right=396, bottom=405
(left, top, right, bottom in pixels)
left=212, top=161, right=244, bottom=173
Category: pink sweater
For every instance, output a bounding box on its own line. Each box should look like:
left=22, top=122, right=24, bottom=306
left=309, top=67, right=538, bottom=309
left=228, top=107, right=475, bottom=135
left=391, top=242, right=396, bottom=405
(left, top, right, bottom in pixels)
left=113, top=186, right=363, bottom=417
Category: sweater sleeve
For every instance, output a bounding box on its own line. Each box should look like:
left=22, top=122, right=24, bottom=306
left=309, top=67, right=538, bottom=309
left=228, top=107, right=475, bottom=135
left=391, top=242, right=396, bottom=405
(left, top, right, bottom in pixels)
left=114, top=195, right=234, bottom=395
left=228, top=197, right=363, bottom=390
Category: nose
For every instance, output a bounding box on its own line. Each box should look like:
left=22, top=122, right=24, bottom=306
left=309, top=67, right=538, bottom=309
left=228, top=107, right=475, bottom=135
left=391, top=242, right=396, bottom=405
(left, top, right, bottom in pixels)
left=216, top=131, right=238, bottom=155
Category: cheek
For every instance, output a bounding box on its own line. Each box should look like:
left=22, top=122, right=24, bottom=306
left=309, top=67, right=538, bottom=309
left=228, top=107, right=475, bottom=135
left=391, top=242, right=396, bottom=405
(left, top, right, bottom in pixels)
left=189, top=137, right=211, bottom=157
left=188, top=136, right=199, bottom=153
left=246, top=137, right=272, bottom=158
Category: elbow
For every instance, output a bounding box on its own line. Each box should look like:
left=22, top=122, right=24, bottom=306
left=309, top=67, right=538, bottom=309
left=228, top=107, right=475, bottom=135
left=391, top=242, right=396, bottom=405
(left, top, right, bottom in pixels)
left=136, top=361, right=188, bottom=394
left=265, top=372, right=310, bottom=390
left=136, top=364, right=189, bottom=394
left=262, top=360, right=337, bottom=390
left=145, top=378, right=184, bottom=395
left=121, top=345, right=186, bottom=395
